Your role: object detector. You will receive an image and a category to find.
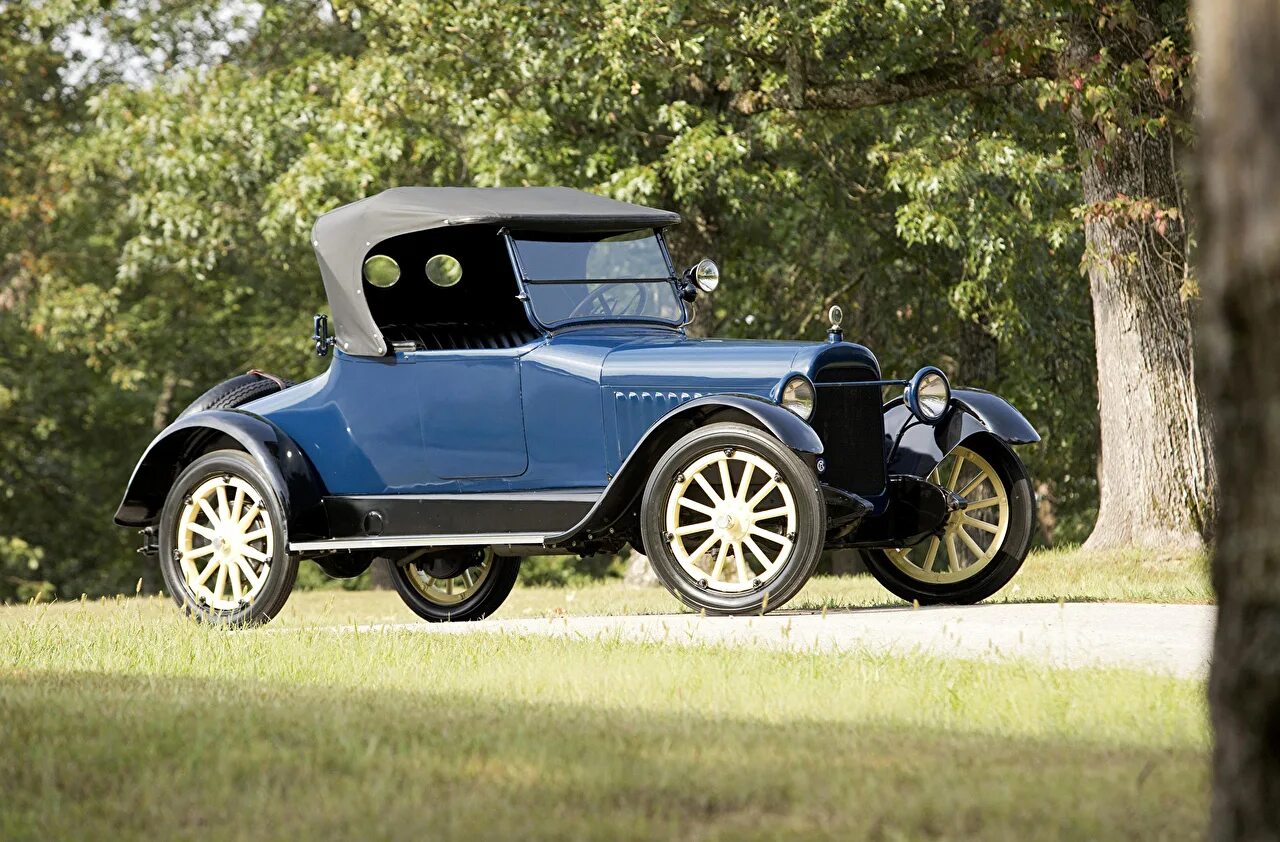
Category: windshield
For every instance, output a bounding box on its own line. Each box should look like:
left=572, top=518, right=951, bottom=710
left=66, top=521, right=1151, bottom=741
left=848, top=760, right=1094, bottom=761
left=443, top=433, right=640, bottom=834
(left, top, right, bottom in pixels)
left=511, top=229, right=685, bottom=327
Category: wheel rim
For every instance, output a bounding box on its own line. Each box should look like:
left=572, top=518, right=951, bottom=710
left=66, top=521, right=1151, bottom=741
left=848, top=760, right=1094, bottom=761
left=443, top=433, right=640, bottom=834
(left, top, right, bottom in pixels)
left=404, top=550, right=493, bottom=606
left=884, top=446, right=1010, bottom=584
left=664, top=447, right=797, bottom=594
left=177, top=475, right=274, bottom=611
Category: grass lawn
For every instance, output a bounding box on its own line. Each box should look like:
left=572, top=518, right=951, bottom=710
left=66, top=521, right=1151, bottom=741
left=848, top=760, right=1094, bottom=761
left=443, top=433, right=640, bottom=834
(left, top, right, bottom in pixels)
left=0, top=546, right=1210, bottom=840
left=1, top=543, right=1210, bottom=629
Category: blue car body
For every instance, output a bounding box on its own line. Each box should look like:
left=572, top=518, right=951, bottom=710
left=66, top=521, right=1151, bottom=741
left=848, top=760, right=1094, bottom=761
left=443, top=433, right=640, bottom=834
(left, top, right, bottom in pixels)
left=115, top=187, right=1038, bottom=577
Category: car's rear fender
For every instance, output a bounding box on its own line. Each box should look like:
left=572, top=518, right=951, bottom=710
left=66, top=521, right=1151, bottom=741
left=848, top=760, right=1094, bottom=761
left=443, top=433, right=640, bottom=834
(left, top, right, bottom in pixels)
left=547, top=394, right=822, bottom=547
left=883, top=388, right=1039, bottom=478
left=113, top=409, right=328, bottom=541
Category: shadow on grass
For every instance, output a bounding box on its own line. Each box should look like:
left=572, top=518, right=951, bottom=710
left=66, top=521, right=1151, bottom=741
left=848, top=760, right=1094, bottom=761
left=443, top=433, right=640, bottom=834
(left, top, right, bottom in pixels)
left=0, top=671, right=1205, bottom=841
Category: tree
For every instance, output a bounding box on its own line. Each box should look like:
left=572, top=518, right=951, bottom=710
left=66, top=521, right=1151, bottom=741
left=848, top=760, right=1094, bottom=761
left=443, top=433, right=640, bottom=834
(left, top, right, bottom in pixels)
left=720, top=0, right=1212, bottom=548
left=4, top=0, right=1194, bottom=598
left=353, top=0, right=1207, bottom=548
left=1197, top=1, right=1280, bottom=836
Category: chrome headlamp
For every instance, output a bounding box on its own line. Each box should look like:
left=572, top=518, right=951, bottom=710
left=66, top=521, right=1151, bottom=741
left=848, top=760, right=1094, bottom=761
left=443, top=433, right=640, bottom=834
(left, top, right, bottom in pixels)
left=905, top=366, right=951, bottom=424
left=692, top=259, right=720, bottom=293
left=780, top=375, right=815, bottom=421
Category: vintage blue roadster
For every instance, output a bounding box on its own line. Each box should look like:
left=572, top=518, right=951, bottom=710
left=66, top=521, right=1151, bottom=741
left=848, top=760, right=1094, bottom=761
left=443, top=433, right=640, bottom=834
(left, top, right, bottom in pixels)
left=115, top=187, right=1039, bottom=625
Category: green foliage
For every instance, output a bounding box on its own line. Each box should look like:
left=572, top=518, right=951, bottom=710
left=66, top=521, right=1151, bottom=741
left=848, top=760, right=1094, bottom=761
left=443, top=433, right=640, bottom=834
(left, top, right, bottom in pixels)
left=0, top=0, right=1193, bottom=599
left=517, top=554, right=626, bottom=588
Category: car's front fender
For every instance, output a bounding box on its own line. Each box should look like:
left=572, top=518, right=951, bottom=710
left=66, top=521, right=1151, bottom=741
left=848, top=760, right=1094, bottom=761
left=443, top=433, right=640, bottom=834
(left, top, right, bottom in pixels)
left=884, top=388, right=1039, bottom=478
left=113, top=409, right=328, bottom=541
left=547, top=394, right=821, bottom=547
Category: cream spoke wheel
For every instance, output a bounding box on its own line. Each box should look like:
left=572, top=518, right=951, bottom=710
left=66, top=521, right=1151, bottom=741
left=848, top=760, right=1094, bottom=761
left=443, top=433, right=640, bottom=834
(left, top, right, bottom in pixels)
left=664, top=448, right=798, bottom=594
left=405, top=549, right=494, bottom=607
left=885, top=446, right=1011, bottom=584
left=177, top=474, right=275, bottom=611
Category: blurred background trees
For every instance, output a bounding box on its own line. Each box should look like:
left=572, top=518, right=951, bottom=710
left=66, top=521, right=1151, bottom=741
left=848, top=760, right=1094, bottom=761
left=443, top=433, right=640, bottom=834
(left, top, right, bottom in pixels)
left=0, top=0, right=1197, bottom=599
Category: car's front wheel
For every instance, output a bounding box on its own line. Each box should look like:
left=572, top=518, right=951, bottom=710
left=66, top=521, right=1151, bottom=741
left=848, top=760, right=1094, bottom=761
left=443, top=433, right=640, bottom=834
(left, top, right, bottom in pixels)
left=384, top=548, right=520, bottom=622
left=158, top=450, right=298, bottom=625
left=640, top=422, right=826, bottom=615
left=862, top=436, right=1034, bottom=605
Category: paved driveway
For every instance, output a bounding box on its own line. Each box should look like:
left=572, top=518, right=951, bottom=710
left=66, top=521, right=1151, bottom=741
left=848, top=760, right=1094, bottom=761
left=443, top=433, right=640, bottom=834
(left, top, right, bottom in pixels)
left=347, top=602, right=1215, bottom=678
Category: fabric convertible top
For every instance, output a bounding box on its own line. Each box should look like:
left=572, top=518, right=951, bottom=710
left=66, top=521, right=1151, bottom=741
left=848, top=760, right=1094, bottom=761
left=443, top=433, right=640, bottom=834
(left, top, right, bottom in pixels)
left=312, top=187, right=682, bottom=357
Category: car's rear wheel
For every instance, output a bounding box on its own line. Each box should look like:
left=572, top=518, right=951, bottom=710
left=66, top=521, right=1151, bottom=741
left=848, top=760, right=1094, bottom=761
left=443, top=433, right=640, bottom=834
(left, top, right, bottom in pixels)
left=158, top=450, right=298, bottom=626
left=862, top=436, right=1034, bottom=605
left=384, top=548, right=520, bottom=622
left=640, top=422, right=826, bottom=615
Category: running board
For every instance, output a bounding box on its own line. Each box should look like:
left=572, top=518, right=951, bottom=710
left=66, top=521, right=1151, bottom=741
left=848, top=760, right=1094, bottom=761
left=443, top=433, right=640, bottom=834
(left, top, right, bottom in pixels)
left=289, top=533, right=553, bottom=553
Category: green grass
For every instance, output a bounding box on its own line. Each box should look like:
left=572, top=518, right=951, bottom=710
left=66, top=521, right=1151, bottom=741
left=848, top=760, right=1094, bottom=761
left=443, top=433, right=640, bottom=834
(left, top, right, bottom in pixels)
left=1, top=544, right=1209, bottom=629
left=0, top=546, right=1211, bottom=839
left=1, top=603, right=1207, bottom=841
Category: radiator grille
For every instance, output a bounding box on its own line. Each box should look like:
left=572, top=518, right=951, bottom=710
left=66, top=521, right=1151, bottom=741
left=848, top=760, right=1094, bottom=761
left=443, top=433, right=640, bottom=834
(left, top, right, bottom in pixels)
left=811, top=380, right=887, bottom=496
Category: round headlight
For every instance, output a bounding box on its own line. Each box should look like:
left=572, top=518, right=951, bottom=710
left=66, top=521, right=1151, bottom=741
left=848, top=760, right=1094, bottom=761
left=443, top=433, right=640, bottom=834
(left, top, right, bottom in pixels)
left=693, top=259, right=720, bottom=293
left=781, top=376, right=815, bottom=421
left=906, top=366, right=951, bottom=424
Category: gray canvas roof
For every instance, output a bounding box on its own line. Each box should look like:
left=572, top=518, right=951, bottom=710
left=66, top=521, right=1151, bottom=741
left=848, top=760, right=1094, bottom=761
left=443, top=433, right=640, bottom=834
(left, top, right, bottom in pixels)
left=312, top=186, right=682, bottom=356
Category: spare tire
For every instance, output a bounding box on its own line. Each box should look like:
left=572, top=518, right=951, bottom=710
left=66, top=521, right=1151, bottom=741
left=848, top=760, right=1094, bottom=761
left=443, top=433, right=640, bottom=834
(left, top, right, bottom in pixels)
left=177, top=371, right=294, bottom=419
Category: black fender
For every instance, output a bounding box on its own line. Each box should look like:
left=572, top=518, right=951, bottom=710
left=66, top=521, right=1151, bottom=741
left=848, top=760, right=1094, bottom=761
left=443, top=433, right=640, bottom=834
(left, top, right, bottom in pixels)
left=883, top=388, right=1039, bottom=478
left=113, top=409, right=328, bottom=541
left=547, top=394, right=822, bottom=547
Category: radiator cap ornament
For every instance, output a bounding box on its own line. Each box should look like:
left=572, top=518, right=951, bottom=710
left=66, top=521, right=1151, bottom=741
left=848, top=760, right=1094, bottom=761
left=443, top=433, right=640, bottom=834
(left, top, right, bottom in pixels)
left=827, top=304, right=844, bottom=343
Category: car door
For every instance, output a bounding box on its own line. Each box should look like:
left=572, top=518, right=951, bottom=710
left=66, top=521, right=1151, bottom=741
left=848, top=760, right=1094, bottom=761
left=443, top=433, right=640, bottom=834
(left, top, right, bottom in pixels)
left=410, top=349, right=529, bottom=480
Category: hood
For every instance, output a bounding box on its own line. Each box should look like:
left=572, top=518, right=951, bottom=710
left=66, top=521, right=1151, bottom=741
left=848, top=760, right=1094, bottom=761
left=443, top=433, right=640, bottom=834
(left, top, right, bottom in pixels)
left=600, top=334, right=880, bottom=394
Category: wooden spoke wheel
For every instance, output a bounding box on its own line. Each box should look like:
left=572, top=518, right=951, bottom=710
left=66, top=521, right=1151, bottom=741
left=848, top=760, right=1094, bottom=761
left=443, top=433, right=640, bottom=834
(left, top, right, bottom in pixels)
left=158, top=450, right=298, bottom=626
left=641, top=422, right=825, bottom=616
left=385, top=549, right=520, bottom=622
left=864, top=437, right=1034, bottom=606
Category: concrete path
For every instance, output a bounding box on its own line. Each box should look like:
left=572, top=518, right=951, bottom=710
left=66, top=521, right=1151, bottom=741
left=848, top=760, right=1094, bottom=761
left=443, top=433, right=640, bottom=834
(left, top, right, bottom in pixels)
left=345, top=602, right=1215, bottom=679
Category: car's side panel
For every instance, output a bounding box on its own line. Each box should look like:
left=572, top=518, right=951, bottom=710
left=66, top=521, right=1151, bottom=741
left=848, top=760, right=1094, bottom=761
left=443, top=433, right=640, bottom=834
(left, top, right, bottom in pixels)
left=416, top=353, right=528, bottom=478
left=252, top=356, right=425, bottom=493
left=113, top=409, right=328, bottom=541
left=883, top=389, right=1040, bottom=478
left=519, top=335, right=616, bottom=488
left=248, top=351, right=534, bottom=494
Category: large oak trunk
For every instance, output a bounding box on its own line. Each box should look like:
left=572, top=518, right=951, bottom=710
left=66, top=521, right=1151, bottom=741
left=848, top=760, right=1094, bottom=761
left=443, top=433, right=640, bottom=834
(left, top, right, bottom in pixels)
left=1065, top=29, right=1216, bottom=550
left=1198, top=2, right=1280, bottom=837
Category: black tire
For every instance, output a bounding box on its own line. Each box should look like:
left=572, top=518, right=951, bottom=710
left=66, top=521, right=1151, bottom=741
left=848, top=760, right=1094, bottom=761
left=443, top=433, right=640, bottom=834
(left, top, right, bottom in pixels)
left=384, top=549, right=520, bottom=622
left=177, top=372, right=293, bottom=419
left=158, top=450, right=298, bottom=626
left=862, top=436, right=1035, bottom=605
left=640, top=422, right=826, bottom=615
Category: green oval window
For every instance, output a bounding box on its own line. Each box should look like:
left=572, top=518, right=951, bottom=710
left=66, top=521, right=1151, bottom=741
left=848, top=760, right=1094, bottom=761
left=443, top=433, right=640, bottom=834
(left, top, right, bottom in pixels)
left=363, top=254, right=401, bottom=288
left=426, top=254, right=463, bottom=288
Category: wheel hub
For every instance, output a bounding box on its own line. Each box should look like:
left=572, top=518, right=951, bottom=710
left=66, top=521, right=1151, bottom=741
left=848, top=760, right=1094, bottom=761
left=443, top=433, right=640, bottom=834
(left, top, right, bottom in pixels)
left=420, top=556, right=471, bottom=581
left=714, top=506, right=751, bottom=541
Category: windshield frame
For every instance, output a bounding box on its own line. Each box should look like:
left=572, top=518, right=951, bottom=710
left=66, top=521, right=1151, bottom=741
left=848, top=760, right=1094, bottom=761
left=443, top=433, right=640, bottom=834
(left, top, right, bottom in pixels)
left=502, top=228, right=687, bottom=330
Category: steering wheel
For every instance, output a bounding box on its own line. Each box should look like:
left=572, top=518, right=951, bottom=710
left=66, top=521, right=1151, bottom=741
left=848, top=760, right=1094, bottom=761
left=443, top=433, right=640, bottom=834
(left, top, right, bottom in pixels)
left=565, top=283, right=646, bottom=321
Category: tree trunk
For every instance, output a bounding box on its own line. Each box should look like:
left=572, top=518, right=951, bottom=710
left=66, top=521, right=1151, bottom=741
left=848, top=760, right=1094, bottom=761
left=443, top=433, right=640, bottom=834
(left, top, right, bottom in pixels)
left=367, top=558, right=395, bottom=589
left=622, top=546, right=660, bottom=588
left=1198, top=2, right=1280, bottom=837
left=152, top=370, right=178, bottom=432
left=1064, top=31, right=1216, bottom=551
left=956, top=316, right=1000, bottom=384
